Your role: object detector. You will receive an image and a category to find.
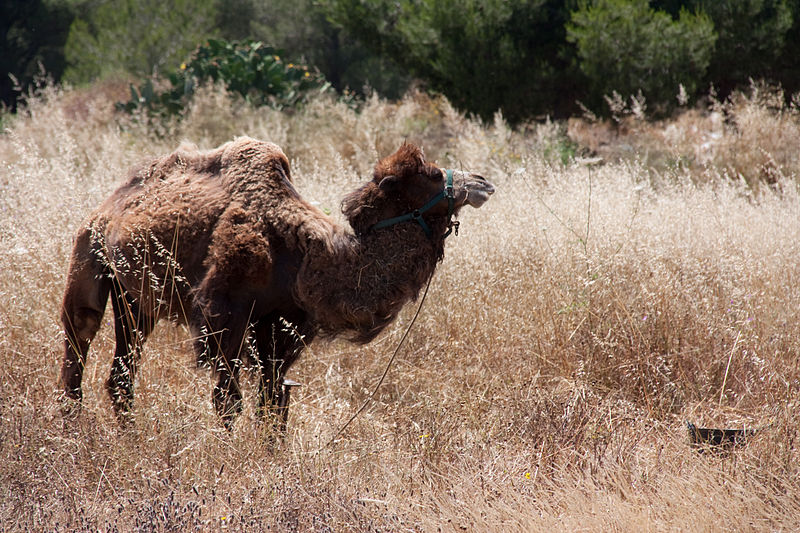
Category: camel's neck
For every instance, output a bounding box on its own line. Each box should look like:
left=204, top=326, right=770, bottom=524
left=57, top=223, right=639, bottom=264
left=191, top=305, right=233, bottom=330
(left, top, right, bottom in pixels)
left=294, top=220, right=447, bottom=343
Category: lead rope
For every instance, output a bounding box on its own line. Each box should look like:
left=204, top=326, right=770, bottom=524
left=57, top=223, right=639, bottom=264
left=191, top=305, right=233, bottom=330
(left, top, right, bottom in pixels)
left=320, top=169, right=455, bottom=450
left=322, top=274, right=435, bottom=450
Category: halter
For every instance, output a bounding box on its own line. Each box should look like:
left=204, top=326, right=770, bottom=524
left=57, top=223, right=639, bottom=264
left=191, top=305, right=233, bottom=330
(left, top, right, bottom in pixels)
left=370, top=169, right=459, bottom=238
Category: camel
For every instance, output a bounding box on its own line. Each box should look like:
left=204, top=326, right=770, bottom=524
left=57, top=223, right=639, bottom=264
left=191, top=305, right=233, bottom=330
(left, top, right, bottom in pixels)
left=60, top=137, right=495, bottom=429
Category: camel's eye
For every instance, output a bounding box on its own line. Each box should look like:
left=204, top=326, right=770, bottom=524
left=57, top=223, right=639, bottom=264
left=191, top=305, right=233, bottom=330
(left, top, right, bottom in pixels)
left=426, top=167, right=444, bottom=182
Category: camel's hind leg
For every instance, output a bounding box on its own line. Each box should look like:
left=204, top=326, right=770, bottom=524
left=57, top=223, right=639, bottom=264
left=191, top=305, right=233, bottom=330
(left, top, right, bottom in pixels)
left=106, top=279, right=154, bottom=419
left=60, top=228, right=111, bottom=405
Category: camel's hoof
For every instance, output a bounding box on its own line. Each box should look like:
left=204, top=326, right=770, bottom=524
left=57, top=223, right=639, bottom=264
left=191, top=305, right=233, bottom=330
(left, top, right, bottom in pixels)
left=58, top=392, right=83, bottom=421
left=113, top=409, right=136, bottom=429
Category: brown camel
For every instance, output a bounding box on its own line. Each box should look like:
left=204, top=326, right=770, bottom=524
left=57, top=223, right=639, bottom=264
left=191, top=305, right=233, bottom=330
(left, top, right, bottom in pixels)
left=60, top=137, right=494, bottom=429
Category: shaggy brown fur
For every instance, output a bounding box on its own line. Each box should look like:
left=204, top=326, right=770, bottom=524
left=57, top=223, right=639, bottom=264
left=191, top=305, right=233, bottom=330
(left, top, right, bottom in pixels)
left=60, top=137, right=494, bottom=429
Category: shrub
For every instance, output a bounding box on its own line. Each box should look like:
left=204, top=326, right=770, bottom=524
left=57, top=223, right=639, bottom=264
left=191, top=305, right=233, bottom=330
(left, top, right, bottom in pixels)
left=695, top=0, right=793, bottom=94
left=116, top=39, right=329, bottom=118
left=321, top=0, right=580, bottom=123
left=63, top=0, right=218, bottom=84
left=0, top=0, right=73, bottom=110
left=567, top=0, right=717, bottom=115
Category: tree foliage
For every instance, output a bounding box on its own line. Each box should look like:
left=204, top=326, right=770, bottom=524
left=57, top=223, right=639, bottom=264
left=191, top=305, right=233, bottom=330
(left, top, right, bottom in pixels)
left=251, top=0, right=410, bottom=98
left=63, top=0, right=218, bottom=83
left=4, top=0, right=800, bottom=120
left=774, top=0, right=800, bottom=91
left=1, top=0, right=72, bottom=109
left=322, top=0, right=581, bottom=122
left=117, top=39, right=329, bottom=118
left=694, top=0, right=793, bottom=92
left=567, top=0, right=717, bottom=113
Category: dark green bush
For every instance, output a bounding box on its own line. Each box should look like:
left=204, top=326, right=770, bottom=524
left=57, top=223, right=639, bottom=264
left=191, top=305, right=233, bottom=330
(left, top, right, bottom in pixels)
left=321, top=0, right=581, bottom=123
left=695, top=0, right=793, bottom=93
left=116, top=39, right=329, bottom=117
left=1, top=0, right=73, bottom=110
left=63, top=0, right=218, bottom=84
left=567, top=0, right=717, bottom=114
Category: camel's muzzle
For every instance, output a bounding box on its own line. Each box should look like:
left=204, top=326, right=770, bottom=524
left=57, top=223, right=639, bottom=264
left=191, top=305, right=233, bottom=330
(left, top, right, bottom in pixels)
left=461, top=173, right=495, bottom=208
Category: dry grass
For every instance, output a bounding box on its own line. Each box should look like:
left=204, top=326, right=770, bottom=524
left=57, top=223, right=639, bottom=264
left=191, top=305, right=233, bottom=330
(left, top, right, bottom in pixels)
left=2, top=83, right=800, bottom=531
left=568, top=81, right=800, bottom=190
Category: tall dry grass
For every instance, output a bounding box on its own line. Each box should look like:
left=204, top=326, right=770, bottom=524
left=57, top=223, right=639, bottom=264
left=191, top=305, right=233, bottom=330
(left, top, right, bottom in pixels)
left=568, top=81, right=800, bottom=191
left=1, top=83, right=800, bottom=531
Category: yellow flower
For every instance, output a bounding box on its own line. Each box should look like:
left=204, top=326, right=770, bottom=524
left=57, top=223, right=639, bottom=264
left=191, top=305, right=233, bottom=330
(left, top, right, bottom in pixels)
left=304, top=72, right=310, bottom=78
left=180, top=63, right=187, bottom=70
left=524, top=472, right=531, bottom=479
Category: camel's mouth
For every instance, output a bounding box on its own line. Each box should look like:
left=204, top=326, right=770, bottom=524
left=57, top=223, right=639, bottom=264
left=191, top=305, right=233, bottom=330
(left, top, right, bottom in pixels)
left=466, top=187, right=494, bottom=208
left=461, top=174, right=495, bottom=209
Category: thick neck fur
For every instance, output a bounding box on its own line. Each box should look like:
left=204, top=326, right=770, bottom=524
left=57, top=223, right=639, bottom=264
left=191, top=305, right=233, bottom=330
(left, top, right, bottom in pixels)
left=293, top=182, right=450, bottom=343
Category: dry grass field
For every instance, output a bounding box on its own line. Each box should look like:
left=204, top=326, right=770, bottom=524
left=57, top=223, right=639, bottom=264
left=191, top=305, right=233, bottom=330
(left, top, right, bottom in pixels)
left=2, top=82, right=800, bottom=531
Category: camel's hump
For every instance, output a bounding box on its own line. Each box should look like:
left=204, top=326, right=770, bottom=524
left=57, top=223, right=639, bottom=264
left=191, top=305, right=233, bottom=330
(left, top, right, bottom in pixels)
left=220, top=137, right=289, bottom=170
left=216, top=136, right=293, bottom=188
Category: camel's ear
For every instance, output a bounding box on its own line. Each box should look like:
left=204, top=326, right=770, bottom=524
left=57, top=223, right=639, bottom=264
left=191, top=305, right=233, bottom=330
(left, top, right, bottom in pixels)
left=378, top=175, right=401, bottom=192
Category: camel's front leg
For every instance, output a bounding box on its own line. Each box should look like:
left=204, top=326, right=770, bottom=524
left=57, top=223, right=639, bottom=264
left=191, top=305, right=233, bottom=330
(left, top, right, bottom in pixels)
left=213, top=362, right=243, bottom=430
left=253, top=314, right=313, bottom=434
left=192, top=306, right=249, bottom=429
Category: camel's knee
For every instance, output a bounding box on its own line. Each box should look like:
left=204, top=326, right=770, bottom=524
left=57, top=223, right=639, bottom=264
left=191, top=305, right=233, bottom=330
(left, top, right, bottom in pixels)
left=62, top=306, right=103, bottom=347
left=60, top=306, right=105, bottom=398
left=61, top=306, right=103, bottom=365
left=62, top=228, right=110, bottom=344
left=61, top=262, right=109, bottom=357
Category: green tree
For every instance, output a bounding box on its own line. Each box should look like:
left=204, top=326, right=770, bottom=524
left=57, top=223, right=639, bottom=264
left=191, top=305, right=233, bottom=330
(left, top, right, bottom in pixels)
left=774, top=0, right=800, bottom=96
left=1, top=0, right=73, bottom=109
left=251, top=0, right=410, bottom=98
left=567, top=0, right=716, bottom=114
left=322, top=0, right=581, bottom=122
left=63, top=0, right=217, bottom=83
left=694, top=0, right=793, bottom=94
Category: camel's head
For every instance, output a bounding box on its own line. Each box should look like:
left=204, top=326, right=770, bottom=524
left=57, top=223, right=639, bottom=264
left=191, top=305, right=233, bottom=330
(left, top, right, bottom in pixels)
left=343, top=143, right=495, bottom=237
left=372, top=144, right=495, bottom=216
